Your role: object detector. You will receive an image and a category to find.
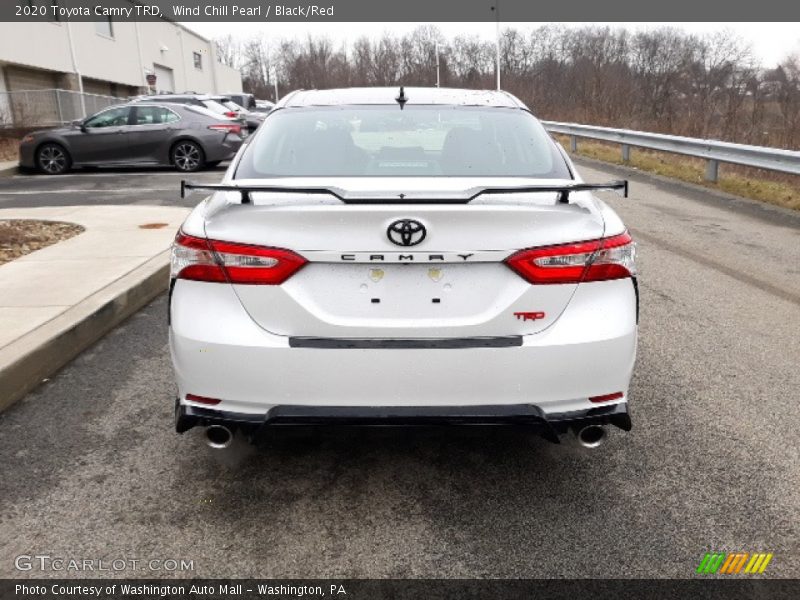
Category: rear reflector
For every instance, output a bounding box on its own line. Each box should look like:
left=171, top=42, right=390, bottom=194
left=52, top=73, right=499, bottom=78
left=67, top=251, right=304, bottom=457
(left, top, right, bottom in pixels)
left=589, top=392, right=624, bottom=403
left=505, top=232, right=635, bottom=284
left=171, top=232, right=307, bottom=285
left=185, top=393, right=221, bottom=406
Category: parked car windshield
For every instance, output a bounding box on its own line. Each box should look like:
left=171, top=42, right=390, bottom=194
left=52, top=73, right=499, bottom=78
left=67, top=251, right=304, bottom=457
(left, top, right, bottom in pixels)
left=235, top=105, right=571, bottom=178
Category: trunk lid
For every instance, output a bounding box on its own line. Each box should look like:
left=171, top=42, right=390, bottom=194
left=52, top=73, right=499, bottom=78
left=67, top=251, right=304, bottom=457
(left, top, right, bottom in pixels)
left=203, top=177, right=605, bottom=338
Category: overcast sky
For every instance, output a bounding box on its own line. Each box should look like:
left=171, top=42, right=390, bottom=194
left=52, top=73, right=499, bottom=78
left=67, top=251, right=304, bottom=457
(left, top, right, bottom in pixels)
left=184, top=22, right=800, bottom=68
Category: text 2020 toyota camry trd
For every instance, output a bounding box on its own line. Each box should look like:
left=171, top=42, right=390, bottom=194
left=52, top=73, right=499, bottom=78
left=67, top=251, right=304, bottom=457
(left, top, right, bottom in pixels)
left=170, top=87, right=637, bottom=449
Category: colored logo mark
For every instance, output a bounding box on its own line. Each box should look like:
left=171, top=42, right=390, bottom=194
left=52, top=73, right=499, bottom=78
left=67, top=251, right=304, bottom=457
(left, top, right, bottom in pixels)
left=696, top=552, right=773, bottom=574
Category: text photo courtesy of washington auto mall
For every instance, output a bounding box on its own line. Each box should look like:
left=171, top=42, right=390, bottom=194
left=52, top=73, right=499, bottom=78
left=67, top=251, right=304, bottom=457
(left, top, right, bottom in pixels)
left=0, top=0, right=799, bottom=599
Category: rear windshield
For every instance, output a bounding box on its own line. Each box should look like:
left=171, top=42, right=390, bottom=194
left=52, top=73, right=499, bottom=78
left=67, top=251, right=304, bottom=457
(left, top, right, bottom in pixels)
left=201, top=100, right=233, bottom=115
left=221, top=100, right=245, bottom=112
left=235, top=105, right=571, bottom=178
left=185, top=104, right=229, bottom=121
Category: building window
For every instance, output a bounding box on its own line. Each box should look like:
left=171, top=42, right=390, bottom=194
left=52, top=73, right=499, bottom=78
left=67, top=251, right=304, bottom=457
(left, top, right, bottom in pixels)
left=193, top=52, right=203, bottom=70
left=95, top=17, right=113, bottom=38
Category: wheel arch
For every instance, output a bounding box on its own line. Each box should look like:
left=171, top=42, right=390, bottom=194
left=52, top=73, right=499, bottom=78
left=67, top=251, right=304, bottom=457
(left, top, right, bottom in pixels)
left=34, top=139, right=71, bottom=162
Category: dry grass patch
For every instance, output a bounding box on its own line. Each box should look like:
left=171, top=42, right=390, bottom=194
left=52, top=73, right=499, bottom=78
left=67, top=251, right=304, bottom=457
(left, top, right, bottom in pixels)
left=0, top=138, right=18, bottom=162
left=0, top=220, right=84, bottom=265
left=554, top=135, right=800, bottom=211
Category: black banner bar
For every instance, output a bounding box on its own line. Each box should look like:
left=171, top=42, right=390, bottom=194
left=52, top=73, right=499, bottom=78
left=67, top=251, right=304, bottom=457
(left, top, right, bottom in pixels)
left=3, top=579, right=800, bottom=600
left=1, top=0, right=799, bottom=22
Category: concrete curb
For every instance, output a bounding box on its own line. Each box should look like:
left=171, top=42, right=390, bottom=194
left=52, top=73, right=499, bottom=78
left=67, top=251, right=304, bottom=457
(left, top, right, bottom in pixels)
left=0, top=161, right=19, bottom=177
left=0, top=250, right=170, bottom=413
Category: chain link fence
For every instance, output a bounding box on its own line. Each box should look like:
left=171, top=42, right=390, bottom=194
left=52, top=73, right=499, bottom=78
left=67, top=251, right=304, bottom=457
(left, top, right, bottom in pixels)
left=0, top=89, right=124, bottom=129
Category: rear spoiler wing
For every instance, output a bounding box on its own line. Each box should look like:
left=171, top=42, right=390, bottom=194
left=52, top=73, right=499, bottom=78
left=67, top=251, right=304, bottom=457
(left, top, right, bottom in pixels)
left=181, top=180, right=628, bottom=205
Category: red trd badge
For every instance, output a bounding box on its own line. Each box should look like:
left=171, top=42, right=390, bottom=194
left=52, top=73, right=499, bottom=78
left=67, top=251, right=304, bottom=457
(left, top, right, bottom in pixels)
left=513, top=311, right=546, bottom=322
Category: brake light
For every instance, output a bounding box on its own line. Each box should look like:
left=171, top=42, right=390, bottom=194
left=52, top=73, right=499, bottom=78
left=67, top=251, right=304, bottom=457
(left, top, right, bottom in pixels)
left=224, top=111, right=238, bottom=118
left=208, top=123, right=242, bottom=135
left=505, top=232, right=635, bottom=284
left=171, top=232, right=306, bottom=284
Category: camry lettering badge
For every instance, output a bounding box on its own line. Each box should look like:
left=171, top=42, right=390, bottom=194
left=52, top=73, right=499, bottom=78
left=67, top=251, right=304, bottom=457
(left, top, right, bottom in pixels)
left=369, top=268, right=385, bottom=282
left=387, top=219, right=426, bottom=247
left=428, top=268, right=443, bottom=282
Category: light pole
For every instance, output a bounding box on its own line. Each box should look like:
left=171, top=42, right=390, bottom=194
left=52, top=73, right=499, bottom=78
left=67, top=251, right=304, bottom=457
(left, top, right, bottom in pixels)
left=435, top=41, right=440, bottom=88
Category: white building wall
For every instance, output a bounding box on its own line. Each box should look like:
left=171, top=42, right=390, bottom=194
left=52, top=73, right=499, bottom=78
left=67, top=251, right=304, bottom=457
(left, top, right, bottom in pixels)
left=69, top=21, right=144, bottom=87
left=0, top=66, right=10, bottom=126
left=0, top=22, right=73, bottom=75
left=0, top=20, right=241, bottom=95
left=215, top=63, right=244, bottom=94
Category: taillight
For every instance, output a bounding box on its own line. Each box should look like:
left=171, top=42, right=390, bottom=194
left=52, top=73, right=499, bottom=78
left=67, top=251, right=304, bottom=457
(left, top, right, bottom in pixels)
left=208, top=123, right=241, bottom=135
left=224, top=111, right=238, bottom=118
left=171, top=232, right=306, bottom=285
left=505, top=232, right=635, bottom=284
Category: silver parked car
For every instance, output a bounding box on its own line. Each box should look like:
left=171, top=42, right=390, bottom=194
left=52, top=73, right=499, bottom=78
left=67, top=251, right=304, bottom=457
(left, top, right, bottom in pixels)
left=19, top=102, right=244, bottom=174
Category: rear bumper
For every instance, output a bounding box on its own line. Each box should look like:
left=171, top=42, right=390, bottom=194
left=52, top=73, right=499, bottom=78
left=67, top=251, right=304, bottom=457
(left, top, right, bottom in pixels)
left=170, top=278, right=638, bottom=417
left=204, top=134, right=243, bottom=162
left=175, top=398, right=632, bottom=442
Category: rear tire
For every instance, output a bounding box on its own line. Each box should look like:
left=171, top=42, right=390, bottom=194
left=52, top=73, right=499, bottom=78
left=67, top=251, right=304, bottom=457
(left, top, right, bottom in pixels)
left=36, top=143, right=71, bottom=175
left=171, top=140, right=205, bottom=172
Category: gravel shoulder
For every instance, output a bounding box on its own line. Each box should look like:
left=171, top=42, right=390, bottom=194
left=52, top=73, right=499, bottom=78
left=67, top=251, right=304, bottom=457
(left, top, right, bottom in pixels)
left=0, top=219, right=84, bottom=265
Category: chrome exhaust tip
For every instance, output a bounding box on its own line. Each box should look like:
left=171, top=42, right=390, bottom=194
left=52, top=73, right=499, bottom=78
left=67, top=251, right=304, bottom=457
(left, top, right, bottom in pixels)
left=576, top=424, right=607, bottom=449
left=205, top=425, right=233, bottom=449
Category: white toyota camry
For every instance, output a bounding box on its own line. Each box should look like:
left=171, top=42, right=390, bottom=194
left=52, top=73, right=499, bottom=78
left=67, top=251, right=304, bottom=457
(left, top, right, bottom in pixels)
left=170, top=87, right=637, bottom=450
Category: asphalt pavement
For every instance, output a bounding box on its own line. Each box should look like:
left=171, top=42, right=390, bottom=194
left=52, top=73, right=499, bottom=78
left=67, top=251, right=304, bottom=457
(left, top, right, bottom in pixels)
left=0, top=165, right=227, bottom=208
left=0, top=159, right=798, bottom=578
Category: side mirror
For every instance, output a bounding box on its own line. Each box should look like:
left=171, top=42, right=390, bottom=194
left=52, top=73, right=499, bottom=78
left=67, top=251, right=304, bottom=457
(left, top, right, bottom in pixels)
left=72, top=119, right=88, bottom=132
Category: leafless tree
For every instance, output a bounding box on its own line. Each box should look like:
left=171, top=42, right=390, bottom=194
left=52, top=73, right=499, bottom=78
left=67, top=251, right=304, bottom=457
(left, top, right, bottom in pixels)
left=214, top=25, right=800, bottom=149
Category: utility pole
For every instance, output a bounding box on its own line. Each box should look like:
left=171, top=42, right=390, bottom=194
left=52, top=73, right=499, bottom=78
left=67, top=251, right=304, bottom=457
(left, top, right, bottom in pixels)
left=493, top=1, right=501, bottom=90
left=270, top=66, right=279, bottom=102
left=65, top=20, right=86, bottom=118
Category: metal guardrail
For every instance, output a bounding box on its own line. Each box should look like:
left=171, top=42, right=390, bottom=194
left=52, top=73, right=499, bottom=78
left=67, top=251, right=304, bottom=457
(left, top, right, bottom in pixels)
left=0, top=89, right=121, bottom=129
left=542, top=121, right=800, bottom=182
